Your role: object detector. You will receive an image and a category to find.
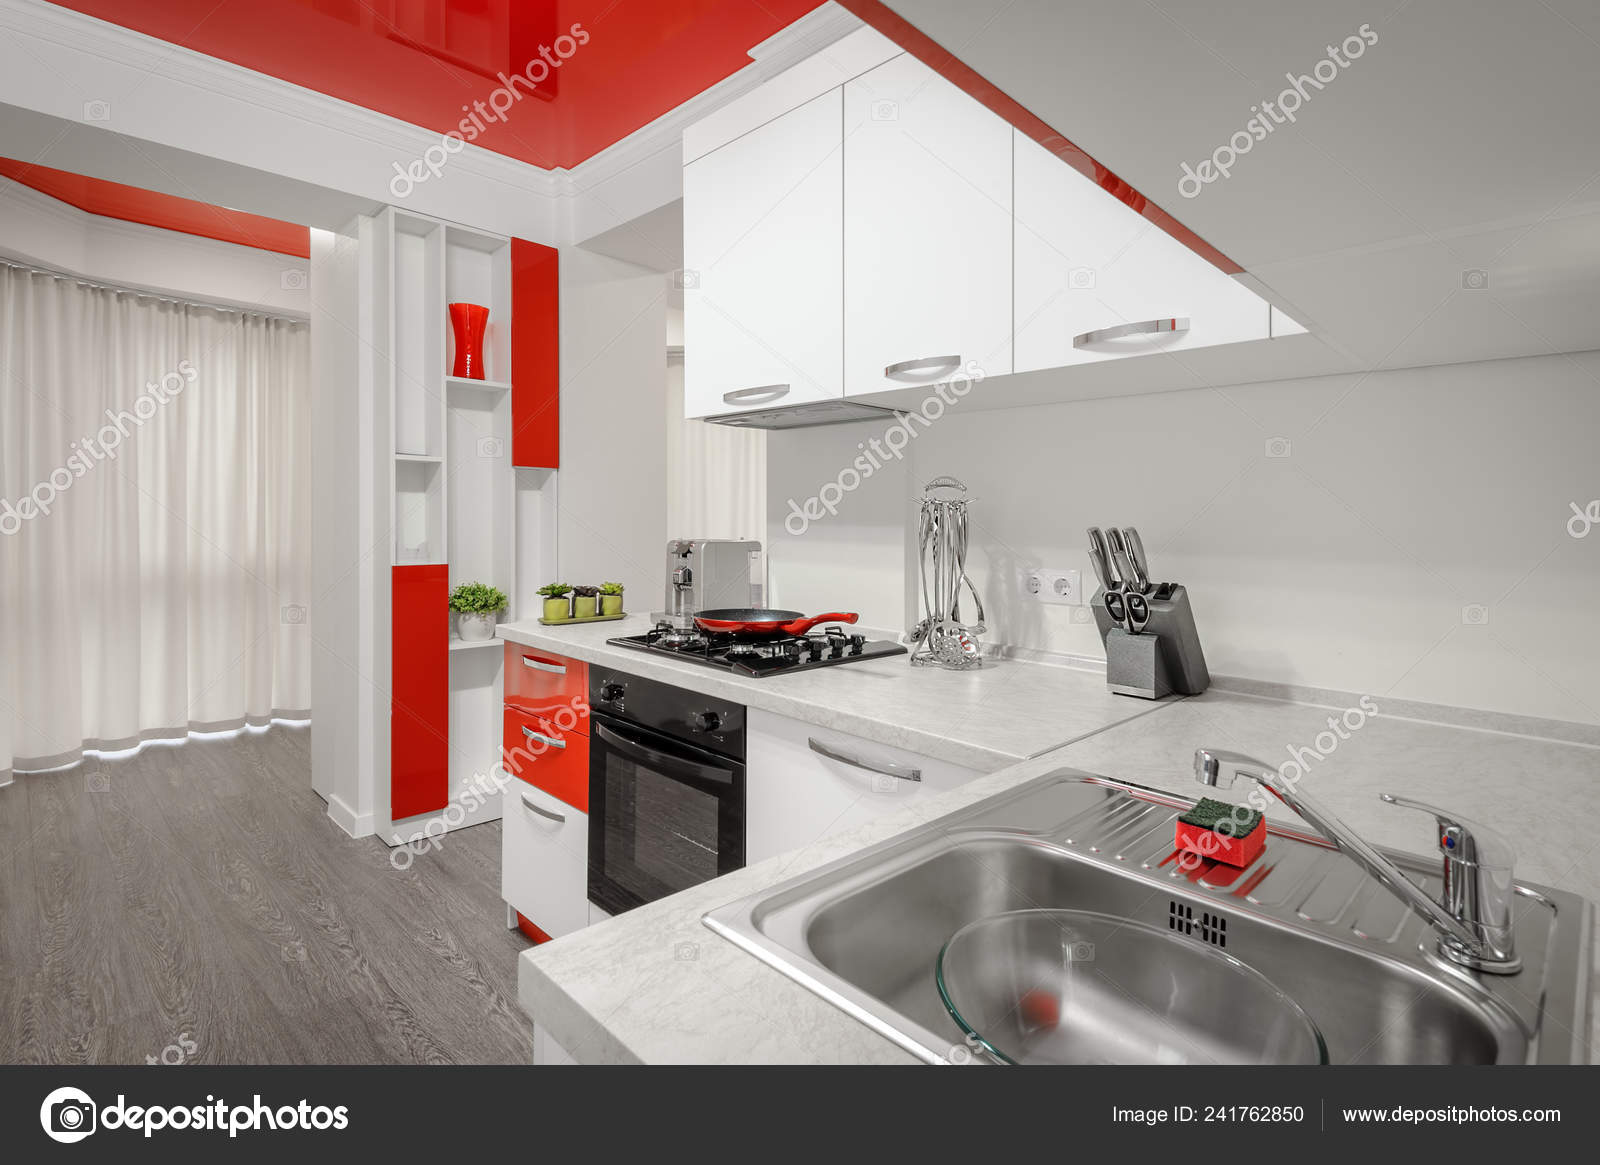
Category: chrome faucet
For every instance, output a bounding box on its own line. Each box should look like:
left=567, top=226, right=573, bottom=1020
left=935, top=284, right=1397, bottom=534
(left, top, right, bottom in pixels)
left=1193, top=748, right=1521, bottom=974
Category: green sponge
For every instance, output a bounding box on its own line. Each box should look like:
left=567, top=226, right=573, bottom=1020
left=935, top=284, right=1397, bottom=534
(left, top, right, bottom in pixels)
left=1179, top=797, right=1262, bottom=837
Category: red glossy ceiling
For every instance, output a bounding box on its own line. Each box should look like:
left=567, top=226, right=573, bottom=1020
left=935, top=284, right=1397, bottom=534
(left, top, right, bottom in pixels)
left=48, top=0, right=826, bottom=171
left=0, top=157, right=310, bottom=257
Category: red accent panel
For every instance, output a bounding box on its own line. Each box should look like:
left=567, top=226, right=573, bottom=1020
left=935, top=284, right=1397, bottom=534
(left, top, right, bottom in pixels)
left=511, top=238, right=560, bottom=469
left=391, top=564, right=449, bottom=821
left=502, top=706, right=588, bottom=814
left=48, top=1, right=824, bottom=170
left=0, top=156, right=309, bottom=258
left=503, top=644, right=588, bottom=733
left=515, top=911, right=554, bottom=944
left=833, top=0, right=1243, bottom=276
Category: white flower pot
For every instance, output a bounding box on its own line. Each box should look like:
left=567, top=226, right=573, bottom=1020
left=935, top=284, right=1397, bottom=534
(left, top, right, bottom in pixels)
left=457, top=612, right=497, bottom=641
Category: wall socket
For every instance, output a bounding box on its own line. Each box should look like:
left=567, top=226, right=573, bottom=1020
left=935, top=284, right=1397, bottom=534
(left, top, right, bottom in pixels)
left=1025, top=568, right=1082, bottom=605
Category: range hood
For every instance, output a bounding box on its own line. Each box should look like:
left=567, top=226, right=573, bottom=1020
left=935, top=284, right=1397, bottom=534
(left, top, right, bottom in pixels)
left=704, top=400, right=900, bottom=430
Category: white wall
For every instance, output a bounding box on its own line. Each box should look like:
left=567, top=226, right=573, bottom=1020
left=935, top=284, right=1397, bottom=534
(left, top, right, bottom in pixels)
left=0, top=179, right=310, bottom=316
left=558, top=249, right=669, bottom=603
left=768, top=351, right=1600, bottom=725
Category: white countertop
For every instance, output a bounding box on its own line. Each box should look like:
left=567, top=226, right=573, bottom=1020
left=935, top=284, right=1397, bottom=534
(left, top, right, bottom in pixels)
left=497, top=615, right=1171, bottom=771
left=510, top=643, right=1600, bottom=1064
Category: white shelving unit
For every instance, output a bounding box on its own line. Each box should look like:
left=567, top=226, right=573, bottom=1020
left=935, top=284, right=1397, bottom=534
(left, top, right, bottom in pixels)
left=374, top=207, right=554, bottom=846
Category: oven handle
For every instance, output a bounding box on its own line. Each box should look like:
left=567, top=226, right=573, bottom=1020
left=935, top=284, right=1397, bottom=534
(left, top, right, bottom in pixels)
left=594, top=722, right=736, bottom=786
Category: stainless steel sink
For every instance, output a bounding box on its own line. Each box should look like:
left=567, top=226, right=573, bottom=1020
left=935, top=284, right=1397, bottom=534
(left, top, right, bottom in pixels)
left=704, top=772, right=1594, bottom=1064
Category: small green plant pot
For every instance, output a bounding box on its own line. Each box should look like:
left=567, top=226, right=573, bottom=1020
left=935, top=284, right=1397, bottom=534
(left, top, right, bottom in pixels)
left=600, top=594, right=623, bottom=616
left=542, top=597, right=572, bottom=621
left=573, top=596, right=599, bottom=619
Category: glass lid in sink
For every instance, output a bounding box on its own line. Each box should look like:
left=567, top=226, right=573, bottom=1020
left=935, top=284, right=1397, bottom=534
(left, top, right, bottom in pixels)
left=935, top=908, right=1328, bottom=1066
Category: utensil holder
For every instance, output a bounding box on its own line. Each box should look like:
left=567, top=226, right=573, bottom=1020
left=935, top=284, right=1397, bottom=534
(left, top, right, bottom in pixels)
left=1091, top=582, right=1209, bottom=698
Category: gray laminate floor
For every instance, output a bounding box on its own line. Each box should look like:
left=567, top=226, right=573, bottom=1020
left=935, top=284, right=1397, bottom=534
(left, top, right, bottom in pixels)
left=0, top=725, right=536, bottom=1064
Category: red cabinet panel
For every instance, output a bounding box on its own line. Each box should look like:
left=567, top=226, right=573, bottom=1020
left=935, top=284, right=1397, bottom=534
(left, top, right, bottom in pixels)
left=503, top=643, right=589, bottom=732
left=502, top=706, right=589, bottom=814
left=391, top=564, right=449, bottom=820
left=511, top=238, right=560, bottom=468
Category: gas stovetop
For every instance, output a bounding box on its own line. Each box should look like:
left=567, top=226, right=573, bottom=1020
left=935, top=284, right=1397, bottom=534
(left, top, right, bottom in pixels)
left=610, top=622, right=907, bottom=676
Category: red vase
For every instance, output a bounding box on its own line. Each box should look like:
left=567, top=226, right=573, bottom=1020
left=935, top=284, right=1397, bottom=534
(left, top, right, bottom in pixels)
left=449, top=302, right=490, bottom=379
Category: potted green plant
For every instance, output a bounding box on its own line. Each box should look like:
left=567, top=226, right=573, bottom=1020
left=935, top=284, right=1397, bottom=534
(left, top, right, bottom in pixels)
left=536, top=582, right=572, bottom=622
left=449, top=581, right=508, bottom=640
left=571, top=584, right=600, bottom=619
left=599, top=581, right=625, bottom=616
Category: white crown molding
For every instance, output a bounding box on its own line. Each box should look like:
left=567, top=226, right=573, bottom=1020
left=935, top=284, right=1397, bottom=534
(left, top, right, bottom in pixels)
left=0, top=0, right=559, bottom=197
left=0, top=0, right=864, bottom=243
left=559, top=1, right=863, bottom=196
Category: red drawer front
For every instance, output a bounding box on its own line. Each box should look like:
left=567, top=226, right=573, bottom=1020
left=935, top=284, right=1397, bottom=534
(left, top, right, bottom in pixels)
left=514, top=911, right=553, bottom=945
left=502, top=706, right=589, bottom=814
left=503, top=643, right=588, bottom=733
left=391, top=564, right=449, bottom=821
left=511, top=237, right=559, bottom=469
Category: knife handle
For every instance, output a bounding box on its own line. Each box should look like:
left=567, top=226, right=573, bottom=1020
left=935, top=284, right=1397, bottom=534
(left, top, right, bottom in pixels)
left=1122, top=527, right=1151, bottom=592
left=1086, top=527, right=1117, bottom=590
left=1105, top=528, right=1136, bottom=589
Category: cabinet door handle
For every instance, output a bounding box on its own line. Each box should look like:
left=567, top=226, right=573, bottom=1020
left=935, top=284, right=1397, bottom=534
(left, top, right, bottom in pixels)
left=808, top=737, right=921, bottom=782
left=522, top=725, right=566, bottom=749
left=521, top=655, right=566, bottom=675
left=723, top=384, right=790, bottom=405
left=520, top=790, right=567, bottom=824
left=884, top=355, right=960, bottom=382
left=1073, top=317, right=1190, bottom=349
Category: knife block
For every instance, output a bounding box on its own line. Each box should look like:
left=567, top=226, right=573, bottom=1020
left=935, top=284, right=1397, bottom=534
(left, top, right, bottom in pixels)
left=1090, top=582, right=1210, bottom=698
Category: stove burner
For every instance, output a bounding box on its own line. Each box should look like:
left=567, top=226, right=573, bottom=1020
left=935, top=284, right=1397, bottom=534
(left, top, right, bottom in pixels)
left=611, top=621, right=907, bottom=675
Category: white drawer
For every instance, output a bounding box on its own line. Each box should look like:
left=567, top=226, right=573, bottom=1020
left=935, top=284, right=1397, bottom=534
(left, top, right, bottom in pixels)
left=746, top=709, right=985, bottom=864
left=501, top=780, right=589, bottom=940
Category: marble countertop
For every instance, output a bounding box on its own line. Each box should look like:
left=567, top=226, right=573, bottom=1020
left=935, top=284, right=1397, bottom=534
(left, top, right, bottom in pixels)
left=497, top=615, right=1170, bottom=771
left=514, top=675, right=1600, bottom=1065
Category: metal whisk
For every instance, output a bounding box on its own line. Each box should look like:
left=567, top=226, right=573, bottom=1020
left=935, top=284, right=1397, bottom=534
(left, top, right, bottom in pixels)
left=907, top=476, right=985, bottom=668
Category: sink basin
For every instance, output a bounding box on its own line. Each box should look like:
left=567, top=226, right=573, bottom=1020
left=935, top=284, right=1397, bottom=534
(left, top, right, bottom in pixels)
left=705, top=772, right=1593, bottom=1064
left=937, top=908, right=1328, bottom=1065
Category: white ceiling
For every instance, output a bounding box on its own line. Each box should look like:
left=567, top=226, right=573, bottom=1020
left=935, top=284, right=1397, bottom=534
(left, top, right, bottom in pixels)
left=883, top=0, right=1600, bottom=371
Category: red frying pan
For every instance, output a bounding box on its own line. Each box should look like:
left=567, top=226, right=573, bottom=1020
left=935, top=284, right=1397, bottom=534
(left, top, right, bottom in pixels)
left=693, top=608, right=859, bottom=640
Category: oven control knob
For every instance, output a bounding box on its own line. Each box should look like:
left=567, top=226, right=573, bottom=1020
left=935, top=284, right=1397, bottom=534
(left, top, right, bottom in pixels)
left=600, top=683, right=626, bottom=703
left=692, top=711, right=722, bottom=733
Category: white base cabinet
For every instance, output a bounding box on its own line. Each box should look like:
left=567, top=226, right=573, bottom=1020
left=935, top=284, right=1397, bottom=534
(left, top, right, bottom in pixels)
left=746, top=709, right=985, bottom=864
left=501, top=781, right=589, bottom=940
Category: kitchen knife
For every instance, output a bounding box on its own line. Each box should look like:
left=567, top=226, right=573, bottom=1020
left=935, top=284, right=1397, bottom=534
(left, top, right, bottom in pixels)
left=1105, top=528, right=1137, bottom=591
left=1086, top=527, right=1117, bottom=593
left=1121, top=527, right=1151, bottom=593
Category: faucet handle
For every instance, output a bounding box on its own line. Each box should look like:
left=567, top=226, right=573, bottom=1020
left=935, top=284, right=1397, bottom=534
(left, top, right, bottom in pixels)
left=1379, top=793, right=1515, bottom=871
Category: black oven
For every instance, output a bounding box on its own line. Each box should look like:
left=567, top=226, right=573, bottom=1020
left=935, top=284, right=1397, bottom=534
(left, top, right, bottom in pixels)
left=587, top=668, right=745, bottom=916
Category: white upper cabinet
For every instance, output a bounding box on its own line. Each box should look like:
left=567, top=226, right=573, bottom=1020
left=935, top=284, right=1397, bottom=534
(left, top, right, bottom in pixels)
left=682, top=89, right=844, bottom=419
left=843, top=54, right=1013, bottom=395
left=1014, top=131, right=1272, bottom=372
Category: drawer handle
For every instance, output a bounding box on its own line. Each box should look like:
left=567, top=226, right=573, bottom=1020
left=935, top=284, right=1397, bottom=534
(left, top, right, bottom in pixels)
left=520, top=790, right=567, bottom=824
left=723, top=384, right=790, bottom=405
left=521, top=655, right=567, bottom=675
left=1073, top=317, right=1190, bottom=349
left=522, top=725, right=566, bottom=749
left=884, top=355, right=960, bottom=382
left=808, top=737, right=921, bottom=782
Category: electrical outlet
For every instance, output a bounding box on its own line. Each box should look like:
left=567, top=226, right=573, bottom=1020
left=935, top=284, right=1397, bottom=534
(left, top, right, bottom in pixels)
left=1025, top=568, right=1081, bottom=605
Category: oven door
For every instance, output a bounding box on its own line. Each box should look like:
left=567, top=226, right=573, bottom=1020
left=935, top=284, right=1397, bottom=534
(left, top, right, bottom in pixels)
left=587, top=712, right=745, bottom=915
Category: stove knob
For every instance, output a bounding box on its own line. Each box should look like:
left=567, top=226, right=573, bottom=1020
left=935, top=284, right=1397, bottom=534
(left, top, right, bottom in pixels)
left=849, top=634, right=866, bottom=655
left=692, top=711, right=722, bottom=733
left=829, top=639, right=845, bottom=658
left=600, top=682, right=626, bottom=703
left=808, top=640, right=826, bottom=660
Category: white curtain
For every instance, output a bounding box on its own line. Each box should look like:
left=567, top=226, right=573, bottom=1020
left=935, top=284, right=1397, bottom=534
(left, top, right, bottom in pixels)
left=665, top=354, right=765, bottom=542
left=0, top=263, right=311, bottom=780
